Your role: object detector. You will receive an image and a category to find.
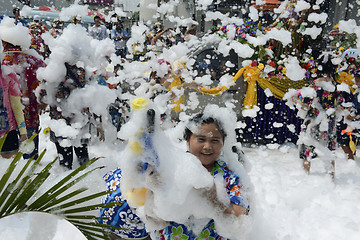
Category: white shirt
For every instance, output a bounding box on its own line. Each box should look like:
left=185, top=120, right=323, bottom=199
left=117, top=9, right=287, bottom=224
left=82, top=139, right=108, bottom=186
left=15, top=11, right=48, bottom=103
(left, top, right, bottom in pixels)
left=88, top=25, right=108, bottom=40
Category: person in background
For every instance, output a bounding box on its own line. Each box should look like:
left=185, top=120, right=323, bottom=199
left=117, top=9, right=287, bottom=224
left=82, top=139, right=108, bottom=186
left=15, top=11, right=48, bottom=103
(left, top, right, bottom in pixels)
left=111, top=18, right=130, bottom=58
left=0, top=62, right=27, bottom=159
left=104, top=13, right=116, bottom=31
left=338, top=72, right=360, bottom=160
left=295, top=75, right=343, bottom=179
left=2, top=40, right=46, bottom=160
left=46, top=63, right=97, bottom=169
left=12, top=7, right=28, bottom=27
left=88, top=16, right=108, bottom=40
left=1, top=17, right=46, bottom=160
left=184, top=24, right=197, bottom=41
left=175, top=25, right=187, bottom=44
left=148, top=58, right=200, bottom=126
left=72, top=15, right=82, bottom=25
left=29, top=15, right=47, bottom=57
left=150, top=23, right=171, bottom=54
left=49, top=18, right=64, bottom=38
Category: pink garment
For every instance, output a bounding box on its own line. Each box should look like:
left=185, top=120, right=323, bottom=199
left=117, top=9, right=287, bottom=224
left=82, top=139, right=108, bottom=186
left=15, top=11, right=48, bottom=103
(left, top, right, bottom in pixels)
left=0, top=70, right=22, bottom=135
left=2, top=48, right=46, bottom=128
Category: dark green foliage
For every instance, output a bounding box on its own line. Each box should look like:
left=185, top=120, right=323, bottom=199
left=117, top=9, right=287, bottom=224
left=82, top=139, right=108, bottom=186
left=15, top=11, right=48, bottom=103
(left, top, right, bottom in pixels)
left=0, top=149, right=125, bottom=239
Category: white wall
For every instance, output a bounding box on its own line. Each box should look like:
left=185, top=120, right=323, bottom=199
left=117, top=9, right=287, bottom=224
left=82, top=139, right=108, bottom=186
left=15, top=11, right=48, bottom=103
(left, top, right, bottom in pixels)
left=0, top=0, right=25, bottom=13
left=0, top=0, right=73, bottom=14
left=139, top=0, right=157, bottom=23
left=140, top=0, right=193, bottom=26
left=115, top=0, right=140, bottom=12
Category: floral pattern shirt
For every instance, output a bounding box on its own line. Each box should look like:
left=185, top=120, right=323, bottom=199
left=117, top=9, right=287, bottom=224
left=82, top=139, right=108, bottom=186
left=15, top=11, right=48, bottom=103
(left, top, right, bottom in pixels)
left=155, top=160, right=248, bottom=240
left=99, top=168, right=149, bottom=239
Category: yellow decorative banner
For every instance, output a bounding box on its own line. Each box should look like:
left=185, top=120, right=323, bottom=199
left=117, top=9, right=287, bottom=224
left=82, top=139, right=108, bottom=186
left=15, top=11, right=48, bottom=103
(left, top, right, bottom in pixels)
left=191, top=64, right=312, bottom=109
left=243, top=66, right=261, bottom=109
left=239, top=65, right=308, bottom=109
left=337, top=71, right=355, bottom=93
left=197, top=67, right=246, bottom=95
left=168, top=76, right=184, bottom=112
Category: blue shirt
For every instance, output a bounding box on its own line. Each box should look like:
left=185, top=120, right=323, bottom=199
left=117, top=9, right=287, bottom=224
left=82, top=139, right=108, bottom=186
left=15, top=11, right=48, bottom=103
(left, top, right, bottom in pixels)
left=99, top=168, right=149, bottom=239
left=111, top=28, right=129, bottom=50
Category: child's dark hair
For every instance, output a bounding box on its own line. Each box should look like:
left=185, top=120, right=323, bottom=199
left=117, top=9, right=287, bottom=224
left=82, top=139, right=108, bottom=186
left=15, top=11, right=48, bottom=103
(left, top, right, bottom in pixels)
left=184, top=113, right=226, bottom=141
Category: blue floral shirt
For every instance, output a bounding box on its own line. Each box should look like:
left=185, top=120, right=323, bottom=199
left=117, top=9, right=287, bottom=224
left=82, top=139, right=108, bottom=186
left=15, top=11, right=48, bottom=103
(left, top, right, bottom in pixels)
left=99, top=168, right=149, bottom=239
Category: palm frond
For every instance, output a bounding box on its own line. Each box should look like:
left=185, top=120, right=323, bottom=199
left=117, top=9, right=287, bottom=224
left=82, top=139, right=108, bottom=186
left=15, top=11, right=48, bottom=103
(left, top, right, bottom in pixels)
left=44, top=191, right=114, bottom=212
left=1, top=151, right=47, bottom=215
left=0, top=148, right=124, bottom=240
left=0, top=133, right=7, bottom=152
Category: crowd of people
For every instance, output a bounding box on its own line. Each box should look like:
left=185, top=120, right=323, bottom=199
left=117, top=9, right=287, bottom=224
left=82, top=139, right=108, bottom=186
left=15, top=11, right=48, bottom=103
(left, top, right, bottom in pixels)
left=0, top=7, right=251, bottom=240
left=290, top=63, right=360, bottom=179
left=0, top=7, right=201, bottom=168
left=1, top=2, right=360, bottom=240
left=8, top=7, right=199, bottom=61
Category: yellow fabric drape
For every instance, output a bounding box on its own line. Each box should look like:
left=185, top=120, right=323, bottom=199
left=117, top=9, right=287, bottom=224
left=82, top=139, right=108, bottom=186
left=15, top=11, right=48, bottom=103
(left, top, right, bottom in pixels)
left=165, top=61, right=186, bottom=113
left=242, top=66, right=261, bottom=109
left=168, top=76, right=184, bottom=112
left=188, top=62, right=312, bottom=109
left=258, top=76, right=309, bottom=99
left=240, top=66, right=309, bottom=109
left=196, top=67, right=245, bottom=95
left=337, top=71, right=355, bottom=93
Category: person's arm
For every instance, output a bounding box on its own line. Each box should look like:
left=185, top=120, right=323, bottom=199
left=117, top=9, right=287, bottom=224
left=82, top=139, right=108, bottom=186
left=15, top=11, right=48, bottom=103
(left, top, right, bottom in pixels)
left=167, top=81, right=201, bottom=100
left=160, top=77, right=172, bottom=89
left=102, top=26, right=108, bottom=39
left=180, top=81, right=200, bottom=90
left=227, top=203, right=248, bottom=216
left=202, top=182, right=248, bottom=217
left=9, top=95, right=27, bottom=142
left=152, top=28, right=169, bottom=45
left=88, top=27, right=95, bottom=38
left=346, top=113, right=358, bottom=121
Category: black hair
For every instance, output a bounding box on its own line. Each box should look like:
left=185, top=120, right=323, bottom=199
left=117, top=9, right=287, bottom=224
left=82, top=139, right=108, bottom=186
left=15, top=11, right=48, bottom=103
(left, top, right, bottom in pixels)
left=317, top=55, right=335, bottom=78
left=184, top=113, right=226, bottom=142
left=94, top=16, right=101, bottom=21
left=13, top=8, right=20, bottom=15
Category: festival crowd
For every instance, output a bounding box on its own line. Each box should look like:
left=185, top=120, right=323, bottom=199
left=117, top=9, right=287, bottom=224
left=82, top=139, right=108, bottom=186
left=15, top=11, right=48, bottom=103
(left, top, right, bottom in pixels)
left=1, top=2, right=360, bottom=240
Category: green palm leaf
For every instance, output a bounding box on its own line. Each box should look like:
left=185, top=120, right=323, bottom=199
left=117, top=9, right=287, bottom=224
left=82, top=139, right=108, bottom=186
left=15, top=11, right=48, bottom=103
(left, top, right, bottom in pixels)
left=0, top=147, right=124, bottom=240
left=1, top=151, right=47, bottom=215
left=44, top=191, right=117, bottom=212
left=30, top=166, right=102, bottom=211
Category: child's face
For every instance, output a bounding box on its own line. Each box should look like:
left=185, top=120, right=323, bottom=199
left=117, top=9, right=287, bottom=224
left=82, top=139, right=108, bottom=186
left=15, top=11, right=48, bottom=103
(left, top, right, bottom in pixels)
left=187, top=123, right=224, bottom=171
